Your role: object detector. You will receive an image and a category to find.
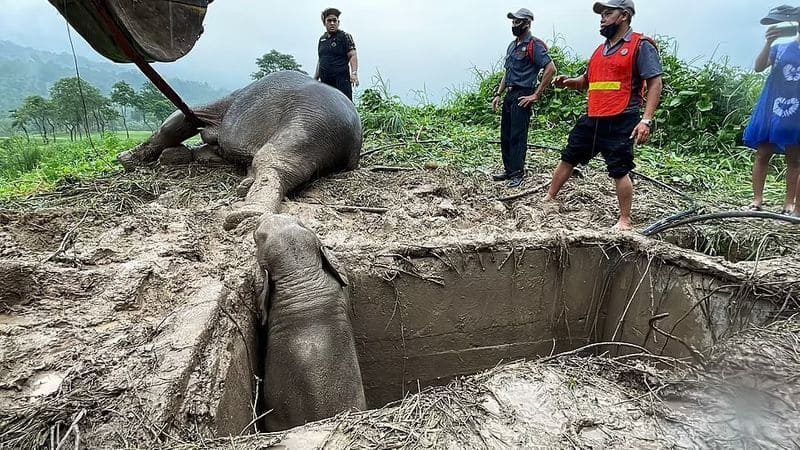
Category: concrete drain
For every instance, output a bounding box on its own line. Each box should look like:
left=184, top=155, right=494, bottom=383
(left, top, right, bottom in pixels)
left=221, top=238, right=781, bottom=432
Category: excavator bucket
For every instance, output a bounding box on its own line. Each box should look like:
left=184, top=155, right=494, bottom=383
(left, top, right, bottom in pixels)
left=48, top=0, right=213, bottom=63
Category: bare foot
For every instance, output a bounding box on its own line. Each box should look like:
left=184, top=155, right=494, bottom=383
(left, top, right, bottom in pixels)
left=611, top=219, right=633, bottom=232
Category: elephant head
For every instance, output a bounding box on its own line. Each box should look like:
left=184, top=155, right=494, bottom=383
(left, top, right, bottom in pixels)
left=254, top=214, right=348, bottom=325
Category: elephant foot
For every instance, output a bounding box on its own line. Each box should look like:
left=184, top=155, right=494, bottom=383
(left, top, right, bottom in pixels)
left=193, top=144, right=229, bottom=166
left=223, top=206, right=264, bottom=231
left=117, top=150, right=141, bottom=171
left=118, top=141, right=163, bottom=171
left=157, top=145, right=193, bottom=166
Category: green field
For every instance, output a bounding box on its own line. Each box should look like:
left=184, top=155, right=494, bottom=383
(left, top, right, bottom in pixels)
left=0, top=132, right=140, bottom=199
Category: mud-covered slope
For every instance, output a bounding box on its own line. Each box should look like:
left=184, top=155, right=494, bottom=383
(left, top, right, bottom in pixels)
left=0, top=163, right=798, bottom=448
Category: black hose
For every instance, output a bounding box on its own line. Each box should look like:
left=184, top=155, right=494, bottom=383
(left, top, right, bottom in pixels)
left=640, top=208, right=700, bottom=235
left=642, top=211, right=800, bottom=236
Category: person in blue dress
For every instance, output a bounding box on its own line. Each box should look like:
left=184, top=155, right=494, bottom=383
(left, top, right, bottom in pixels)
left=743, top=5, right=800, bottom=216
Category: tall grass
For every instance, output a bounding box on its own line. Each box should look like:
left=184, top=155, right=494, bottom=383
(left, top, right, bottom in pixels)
left=0, top=133, right=139, bottom=200
left=356, top=36, right=784, bottom=206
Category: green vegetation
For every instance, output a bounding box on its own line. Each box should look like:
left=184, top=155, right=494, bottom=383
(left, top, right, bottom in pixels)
left=7, top=76, right=184, bottom=144
left=0, top=37, right=788, bottom=211
left=358, top=36, right=781, bottom=208
left=0, top=132, right=144, bottom=199
left=251, top=49, right=307, bottom=79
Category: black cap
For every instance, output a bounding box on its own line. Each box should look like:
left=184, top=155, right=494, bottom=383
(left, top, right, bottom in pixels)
left=507, top=8, right=534, bottom=21
left=761, top=5, right=800, bottom=25
left=593, top=0, right=635, bottom=16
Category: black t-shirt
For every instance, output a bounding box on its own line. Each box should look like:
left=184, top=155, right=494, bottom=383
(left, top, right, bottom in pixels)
left=318, top=30, right=356, bottom=79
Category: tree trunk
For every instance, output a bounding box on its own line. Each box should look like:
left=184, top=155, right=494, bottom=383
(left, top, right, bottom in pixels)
left=122, top=106, right=129, bottom=138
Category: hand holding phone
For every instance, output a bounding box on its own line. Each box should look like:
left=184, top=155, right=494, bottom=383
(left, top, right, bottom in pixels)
left=767, top=25, right=798, bottom=43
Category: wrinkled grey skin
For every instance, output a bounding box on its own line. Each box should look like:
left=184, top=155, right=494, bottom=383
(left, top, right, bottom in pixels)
left=118, top=70, right=361, bottom=229
left=255, top=214, right=366, bottom=431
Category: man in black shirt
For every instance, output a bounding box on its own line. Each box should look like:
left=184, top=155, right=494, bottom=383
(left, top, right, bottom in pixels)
left=314, top=8, right=359, bottom=101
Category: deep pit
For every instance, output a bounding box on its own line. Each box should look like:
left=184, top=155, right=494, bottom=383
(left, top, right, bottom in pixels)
left=213, top=237, right=782, bottom=435
left=1, top=166, right=797, bottom=448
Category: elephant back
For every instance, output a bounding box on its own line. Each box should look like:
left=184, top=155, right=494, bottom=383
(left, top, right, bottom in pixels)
left=217, top=71, right=361, bottom=170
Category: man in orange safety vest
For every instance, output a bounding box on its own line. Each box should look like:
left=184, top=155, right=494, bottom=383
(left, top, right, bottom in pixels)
left=543, top=0, right=663, bottom=231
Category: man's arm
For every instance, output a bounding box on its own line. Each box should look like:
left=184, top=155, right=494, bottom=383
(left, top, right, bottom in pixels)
left=536, top=61, right=557, bottom=97
left=553, top=72, right=588, bottom=90
left=492, top=74, right=507, bottom=113
left=631, top=75, right=662, bottom=144
left=314, top=61, right=320, bottom=81
left=518, top=62, right=556, bottom=108
left=755, top=27, right=781, bottom=72
left=347, top=49, right=359, bottom=86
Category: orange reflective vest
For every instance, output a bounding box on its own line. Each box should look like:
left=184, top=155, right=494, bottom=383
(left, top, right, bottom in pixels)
left=587, top=32, right=652, bottom=117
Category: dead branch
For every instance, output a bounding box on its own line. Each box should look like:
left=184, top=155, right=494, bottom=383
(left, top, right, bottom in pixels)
left=540, top=341, right=652, bottom=363
left=369, top=165, right=415, bottom=172
left=332, top=205, right=389, bottom=214
left=494, top=181, right=551, bottom=202
left=43, top=210, right=91, bottom=264
left=54, top=408, right=86, bottom=450
left=649, top=313, right=707, bottom=368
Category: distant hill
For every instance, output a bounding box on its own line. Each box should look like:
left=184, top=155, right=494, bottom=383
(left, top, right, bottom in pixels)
left=0, top=40, right=230, bottom=124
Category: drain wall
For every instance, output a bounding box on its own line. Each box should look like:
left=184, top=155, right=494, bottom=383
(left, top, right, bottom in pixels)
left=346, top=245, right=775, bottom=408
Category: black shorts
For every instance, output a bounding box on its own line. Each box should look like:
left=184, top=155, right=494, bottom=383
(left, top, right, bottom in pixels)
left=561, top=112, right=639, bottom=178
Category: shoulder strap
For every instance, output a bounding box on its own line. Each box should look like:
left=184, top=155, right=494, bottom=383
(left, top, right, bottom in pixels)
left=527, top=37, right=548, bottom=65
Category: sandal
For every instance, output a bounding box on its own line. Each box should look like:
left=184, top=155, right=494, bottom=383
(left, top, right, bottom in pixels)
left=743, top=204, right=763, bottom=211
left=780, top=209, right=793, bottom=216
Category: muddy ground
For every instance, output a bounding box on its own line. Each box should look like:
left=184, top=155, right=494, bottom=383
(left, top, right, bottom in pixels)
left=0, top=160, right=798, bottom=448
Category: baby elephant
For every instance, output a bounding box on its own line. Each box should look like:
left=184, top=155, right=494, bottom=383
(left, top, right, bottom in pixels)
left=255, top=214, right=366, bottom=431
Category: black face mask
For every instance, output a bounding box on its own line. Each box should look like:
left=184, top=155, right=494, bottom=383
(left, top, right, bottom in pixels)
left=600, top=23, right=619, bottom=39
left=600, top=12, right=627, bottom=39
left=512, top=25, right=528, bottom=37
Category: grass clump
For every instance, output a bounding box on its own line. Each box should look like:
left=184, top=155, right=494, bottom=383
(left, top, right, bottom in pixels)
left=0, top=132, right=144, bottom=200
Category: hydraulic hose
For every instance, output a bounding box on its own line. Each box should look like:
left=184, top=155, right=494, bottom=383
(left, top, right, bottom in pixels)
left=642, top=211, right=800, bottom=236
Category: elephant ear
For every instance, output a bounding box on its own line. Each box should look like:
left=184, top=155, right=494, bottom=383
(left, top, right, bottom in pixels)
left=257, top=269, right=271, bottom=326
left=320, top=246, right=349, bottom=287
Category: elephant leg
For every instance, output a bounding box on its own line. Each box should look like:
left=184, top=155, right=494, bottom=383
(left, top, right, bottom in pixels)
left=118, top=100, right=228, bottom=171
left=157, top=145, right=193, bottom=166
left=118, top=110, right=202, bottom=170
left=193, top=143, right=231, bottom=167
left=223, top=143, right=287, bottom=230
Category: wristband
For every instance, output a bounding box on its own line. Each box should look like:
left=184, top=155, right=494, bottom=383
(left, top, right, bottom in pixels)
left=640, top=119, right=653, bottom=127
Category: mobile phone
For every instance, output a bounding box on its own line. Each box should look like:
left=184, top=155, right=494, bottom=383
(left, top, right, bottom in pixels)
left=775, top=25, right=798, bottom=38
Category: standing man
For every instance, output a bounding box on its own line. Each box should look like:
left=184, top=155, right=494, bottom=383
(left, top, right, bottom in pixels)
left=543, top=0, right=662, bottom=231
left=492, top=8, right=557, bottom=188
left=315, top=7, right=359, bottom=101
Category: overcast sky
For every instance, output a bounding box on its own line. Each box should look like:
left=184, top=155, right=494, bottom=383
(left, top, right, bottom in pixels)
left=0, top=1, right=796, bottom=103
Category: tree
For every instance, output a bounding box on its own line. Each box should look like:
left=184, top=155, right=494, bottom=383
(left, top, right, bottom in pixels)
left=50, top=77, right=104, bottom=140
left=17, top=96, right=55, bottom=143
left=111, top=81, right=137, bottom=138
left=8, top=109, right=30, bottom=142
left=251, top=49, right=306, bottom=80
left=136, top=82, right=174, bottom=130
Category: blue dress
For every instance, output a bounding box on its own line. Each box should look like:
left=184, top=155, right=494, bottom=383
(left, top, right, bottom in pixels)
left=743, top=41, right=800, bottom=154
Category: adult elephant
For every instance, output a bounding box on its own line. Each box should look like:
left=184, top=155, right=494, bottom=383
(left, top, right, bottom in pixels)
left=118, top=70, right=362, bottom=228
left=256, top=214, right=366, bottom=431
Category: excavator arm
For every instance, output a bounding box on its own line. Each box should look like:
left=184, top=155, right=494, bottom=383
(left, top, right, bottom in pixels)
left=48, top=0, right=215, bottom=125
